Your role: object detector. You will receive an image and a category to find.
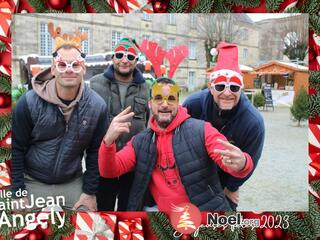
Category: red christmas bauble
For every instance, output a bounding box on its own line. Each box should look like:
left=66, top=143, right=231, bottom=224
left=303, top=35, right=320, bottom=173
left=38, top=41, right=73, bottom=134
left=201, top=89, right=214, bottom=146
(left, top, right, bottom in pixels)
left=0, top=93, right=11, bottom=109
left=263, top=228, right=275, bottom=239
left=48, top=0, right=69, bottom=10
left=273, top=228, right=283, bottom=238
left=189, top=0, right=198, bottom=8
left=180, top=234, right=191, bottom=240
left=152, top=0, right=169, bottom=13
left=0, top=131, right=11, bottom=148
left=27, top=232, right=43, bottom=240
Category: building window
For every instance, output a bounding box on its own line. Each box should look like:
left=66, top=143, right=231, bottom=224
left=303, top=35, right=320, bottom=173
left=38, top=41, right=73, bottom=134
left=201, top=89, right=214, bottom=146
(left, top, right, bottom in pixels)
left=189, top=41, right=196, bottom=59
left=142, top=13, right=151, bottom=21
left=190, top=14, right=197, bottom=28
left=242, top=28, right=248, bottom=41
left=111, top=31, right=122, bottom=50
left=167, top=14, right=176, bottom=25
left=188, top=71, right=196, bottom=91
left=79, top=27, right=90, bottom=55
left=167, top=38, right=175, bottom=50
left=40, top=23, right=53, bottom=56
left=243, top=48, right=248, bottom=60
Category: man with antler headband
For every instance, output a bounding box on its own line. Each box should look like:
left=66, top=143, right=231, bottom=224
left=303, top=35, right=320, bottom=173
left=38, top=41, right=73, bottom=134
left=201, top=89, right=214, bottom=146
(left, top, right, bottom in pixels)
left=98, top=40, right=254, bottom=211
left=11, top=23, right=108, bottom=211
left=183, top=42, right=265, bottom=210
left=90, top=37, right=149, bottom=211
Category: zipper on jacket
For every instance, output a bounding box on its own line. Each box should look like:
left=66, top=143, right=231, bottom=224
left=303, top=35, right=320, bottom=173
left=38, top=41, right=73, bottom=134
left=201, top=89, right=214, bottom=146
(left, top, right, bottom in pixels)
left=52, top=111, right=72, bottom=177
left=208, top=185, right=215, bottom=194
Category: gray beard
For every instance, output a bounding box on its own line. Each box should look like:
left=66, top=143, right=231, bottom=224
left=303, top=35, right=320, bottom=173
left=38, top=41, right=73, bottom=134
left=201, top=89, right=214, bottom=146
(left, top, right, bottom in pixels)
left=154, top=115, right=172, bottom=129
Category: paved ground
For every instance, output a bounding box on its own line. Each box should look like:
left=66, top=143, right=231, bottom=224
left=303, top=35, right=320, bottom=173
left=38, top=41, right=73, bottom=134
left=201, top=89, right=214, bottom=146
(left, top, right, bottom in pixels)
left=238, top=107, right=308, bottom=211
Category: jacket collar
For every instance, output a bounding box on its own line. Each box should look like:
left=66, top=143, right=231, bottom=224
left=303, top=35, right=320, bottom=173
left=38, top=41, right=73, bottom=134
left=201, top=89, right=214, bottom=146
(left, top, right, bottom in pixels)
left=103, top=65, right=145, bottom=84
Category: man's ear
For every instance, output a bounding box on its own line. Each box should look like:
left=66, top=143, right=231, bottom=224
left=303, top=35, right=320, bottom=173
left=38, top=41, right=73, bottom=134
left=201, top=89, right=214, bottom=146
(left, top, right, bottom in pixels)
left=207, top=80, right=212, bottom=89
left=148, top=100, right=152, bottom=109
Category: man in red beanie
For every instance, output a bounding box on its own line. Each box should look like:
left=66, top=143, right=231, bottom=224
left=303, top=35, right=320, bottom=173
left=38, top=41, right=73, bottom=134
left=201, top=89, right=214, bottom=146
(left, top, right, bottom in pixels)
left=183, top=42, right=265, bottom=210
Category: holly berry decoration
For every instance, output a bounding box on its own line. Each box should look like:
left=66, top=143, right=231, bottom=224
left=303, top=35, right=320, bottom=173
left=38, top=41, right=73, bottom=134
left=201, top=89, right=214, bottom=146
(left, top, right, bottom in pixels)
left=48, top=0, right=69, bottom=10
left=0, top=131, right=11, bottom=148
left=152, top=0, right=169, bottom=13
left=0, top=93, right=11, bottom=109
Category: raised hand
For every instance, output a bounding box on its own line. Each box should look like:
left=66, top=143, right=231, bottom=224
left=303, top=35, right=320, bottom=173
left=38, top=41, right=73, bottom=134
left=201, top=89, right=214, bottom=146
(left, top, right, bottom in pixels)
left=103, top=106, right=134, bottom=145
left=213, top=139, right=247, bottom=172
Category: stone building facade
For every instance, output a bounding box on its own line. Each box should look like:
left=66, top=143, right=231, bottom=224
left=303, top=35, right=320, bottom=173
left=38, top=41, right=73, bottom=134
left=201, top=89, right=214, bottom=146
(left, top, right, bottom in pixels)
left=12, top=13, right=261, bottom=89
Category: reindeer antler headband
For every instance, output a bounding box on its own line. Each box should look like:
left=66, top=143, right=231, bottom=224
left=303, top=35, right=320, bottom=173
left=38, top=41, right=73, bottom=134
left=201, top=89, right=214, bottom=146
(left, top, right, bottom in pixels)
left=139, top=39, right=189, bottom=79
left=48, top=22, right=88, bottom=57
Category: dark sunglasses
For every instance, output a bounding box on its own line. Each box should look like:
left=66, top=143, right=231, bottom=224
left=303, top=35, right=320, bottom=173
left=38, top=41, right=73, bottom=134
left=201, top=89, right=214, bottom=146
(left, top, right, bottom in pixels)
left=213, top=84, right=241, bottom=93
left=114, top=51, right=137, bottom=61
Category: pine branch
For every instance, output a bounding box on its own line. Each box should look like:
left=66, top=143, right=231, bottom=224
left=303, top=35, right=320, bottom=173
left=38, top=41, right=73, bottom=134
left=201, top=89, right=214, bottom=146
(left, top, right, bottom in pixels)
left=0, top=41, right=6, bottom=53
left=0, top=113, right=11, bottom=140
left=266, top=0, right=285, bottom=12
left=311, top=180, right=320, bottom=193
left=309, top=94, right=320, bottom=118
left=71, top=0, right=86, bottom=13
left=223, top=223, right=242, bottom=239
left=245, top=227, right=257, bottom=240
left=309, top=71, right=320, bottom=91
left=227, top=0, right=261, bottom=8
left=49, top=211, right=75, bottom=240
left=0, top=147, right=11, bottom=162
left=310, top=14, right=320, bottom=35
left=212, top=0, right=232, bottom=13
left=148, top=212, right=178, bottom=240
left=299, top=0, right=320, bottom=15
left=0, top=74, right=11, bottom=95
left=28, top=0, right=46, bottom=12
left=193, top=226, right=223, bottom=240
left=273, top=212, right=314, bottom=240
left=87, top=0, right=115, bottom=13
left=191, top=0, right=214, bottom=13
left=308, top=194, right=320, bottom=236
left=168, top=0, right=189, bottom=13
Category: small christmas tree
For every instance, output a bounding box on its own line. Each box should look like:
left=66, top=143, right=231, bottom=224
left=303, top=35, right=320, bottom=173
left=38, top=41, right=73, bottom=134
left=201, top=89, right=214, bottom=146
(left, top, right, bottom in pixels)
left=290, top=87, right=308, bottom=126
left=177, top=206, right=196, bottom=231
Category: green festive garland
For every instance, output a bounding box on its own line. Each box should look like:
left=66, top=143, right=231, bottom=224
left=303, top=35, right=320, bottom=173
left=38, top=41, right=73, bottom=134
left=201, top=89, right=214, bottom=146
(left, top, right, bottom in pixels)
left=148, top=191, right=320, bottom=240
left=309, top=72, right=320, bottom=119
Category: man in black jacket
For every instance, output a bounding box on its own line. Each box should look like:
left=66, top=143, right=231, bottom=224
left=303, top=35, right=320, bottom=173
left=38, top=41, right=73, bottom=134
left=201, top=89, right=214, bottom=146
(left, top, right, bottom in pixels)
left=90, top=37, right=149, bottom=211
left=12, top=42, right=108, bottom=211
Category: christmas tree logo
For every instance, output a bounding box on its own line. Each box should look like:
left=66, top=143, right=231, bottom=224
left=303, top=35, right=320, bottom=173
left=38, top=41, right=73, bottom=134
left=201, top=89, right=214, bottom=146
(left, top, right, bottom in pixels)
left=169, top=203, right=201, bottom=234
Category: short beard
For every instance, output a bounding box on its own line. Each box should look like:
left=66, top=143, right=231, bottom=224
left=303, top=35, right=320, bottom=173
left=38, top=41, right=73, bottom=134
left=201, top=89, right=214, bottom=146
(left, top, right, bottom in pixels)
left=114, top=67, right=134, bottom=78
left=154, top=114, right=173, bottom=129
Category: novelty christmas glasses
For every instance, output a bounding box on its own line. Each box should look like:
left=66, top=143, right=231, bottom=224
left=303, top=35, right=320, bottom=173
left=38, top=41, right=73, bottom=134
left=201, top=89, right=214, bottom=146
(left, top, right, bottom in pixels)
left=211, top=75, right=242, bottom=93
left=114, top=51, right=137, bottom=61
left=55, top=60, right=83, bottom=73
left=151, top=83, right=180, bottom=105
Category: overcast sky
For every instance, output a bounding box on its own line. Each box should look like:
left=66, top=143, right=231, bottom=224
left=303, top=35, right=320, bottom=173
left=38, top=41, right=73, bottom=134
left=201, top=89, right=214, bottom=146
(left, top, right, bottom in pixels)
left=247, top=13, right=298, bottom=22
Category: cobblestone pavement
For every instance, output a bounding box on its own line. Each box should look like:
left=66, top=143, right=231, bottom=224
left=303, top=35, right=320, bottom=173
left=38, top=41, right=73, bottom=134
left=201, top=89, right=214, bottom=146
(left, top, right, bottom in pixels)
left=238, top=107, right=308, bottom=211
